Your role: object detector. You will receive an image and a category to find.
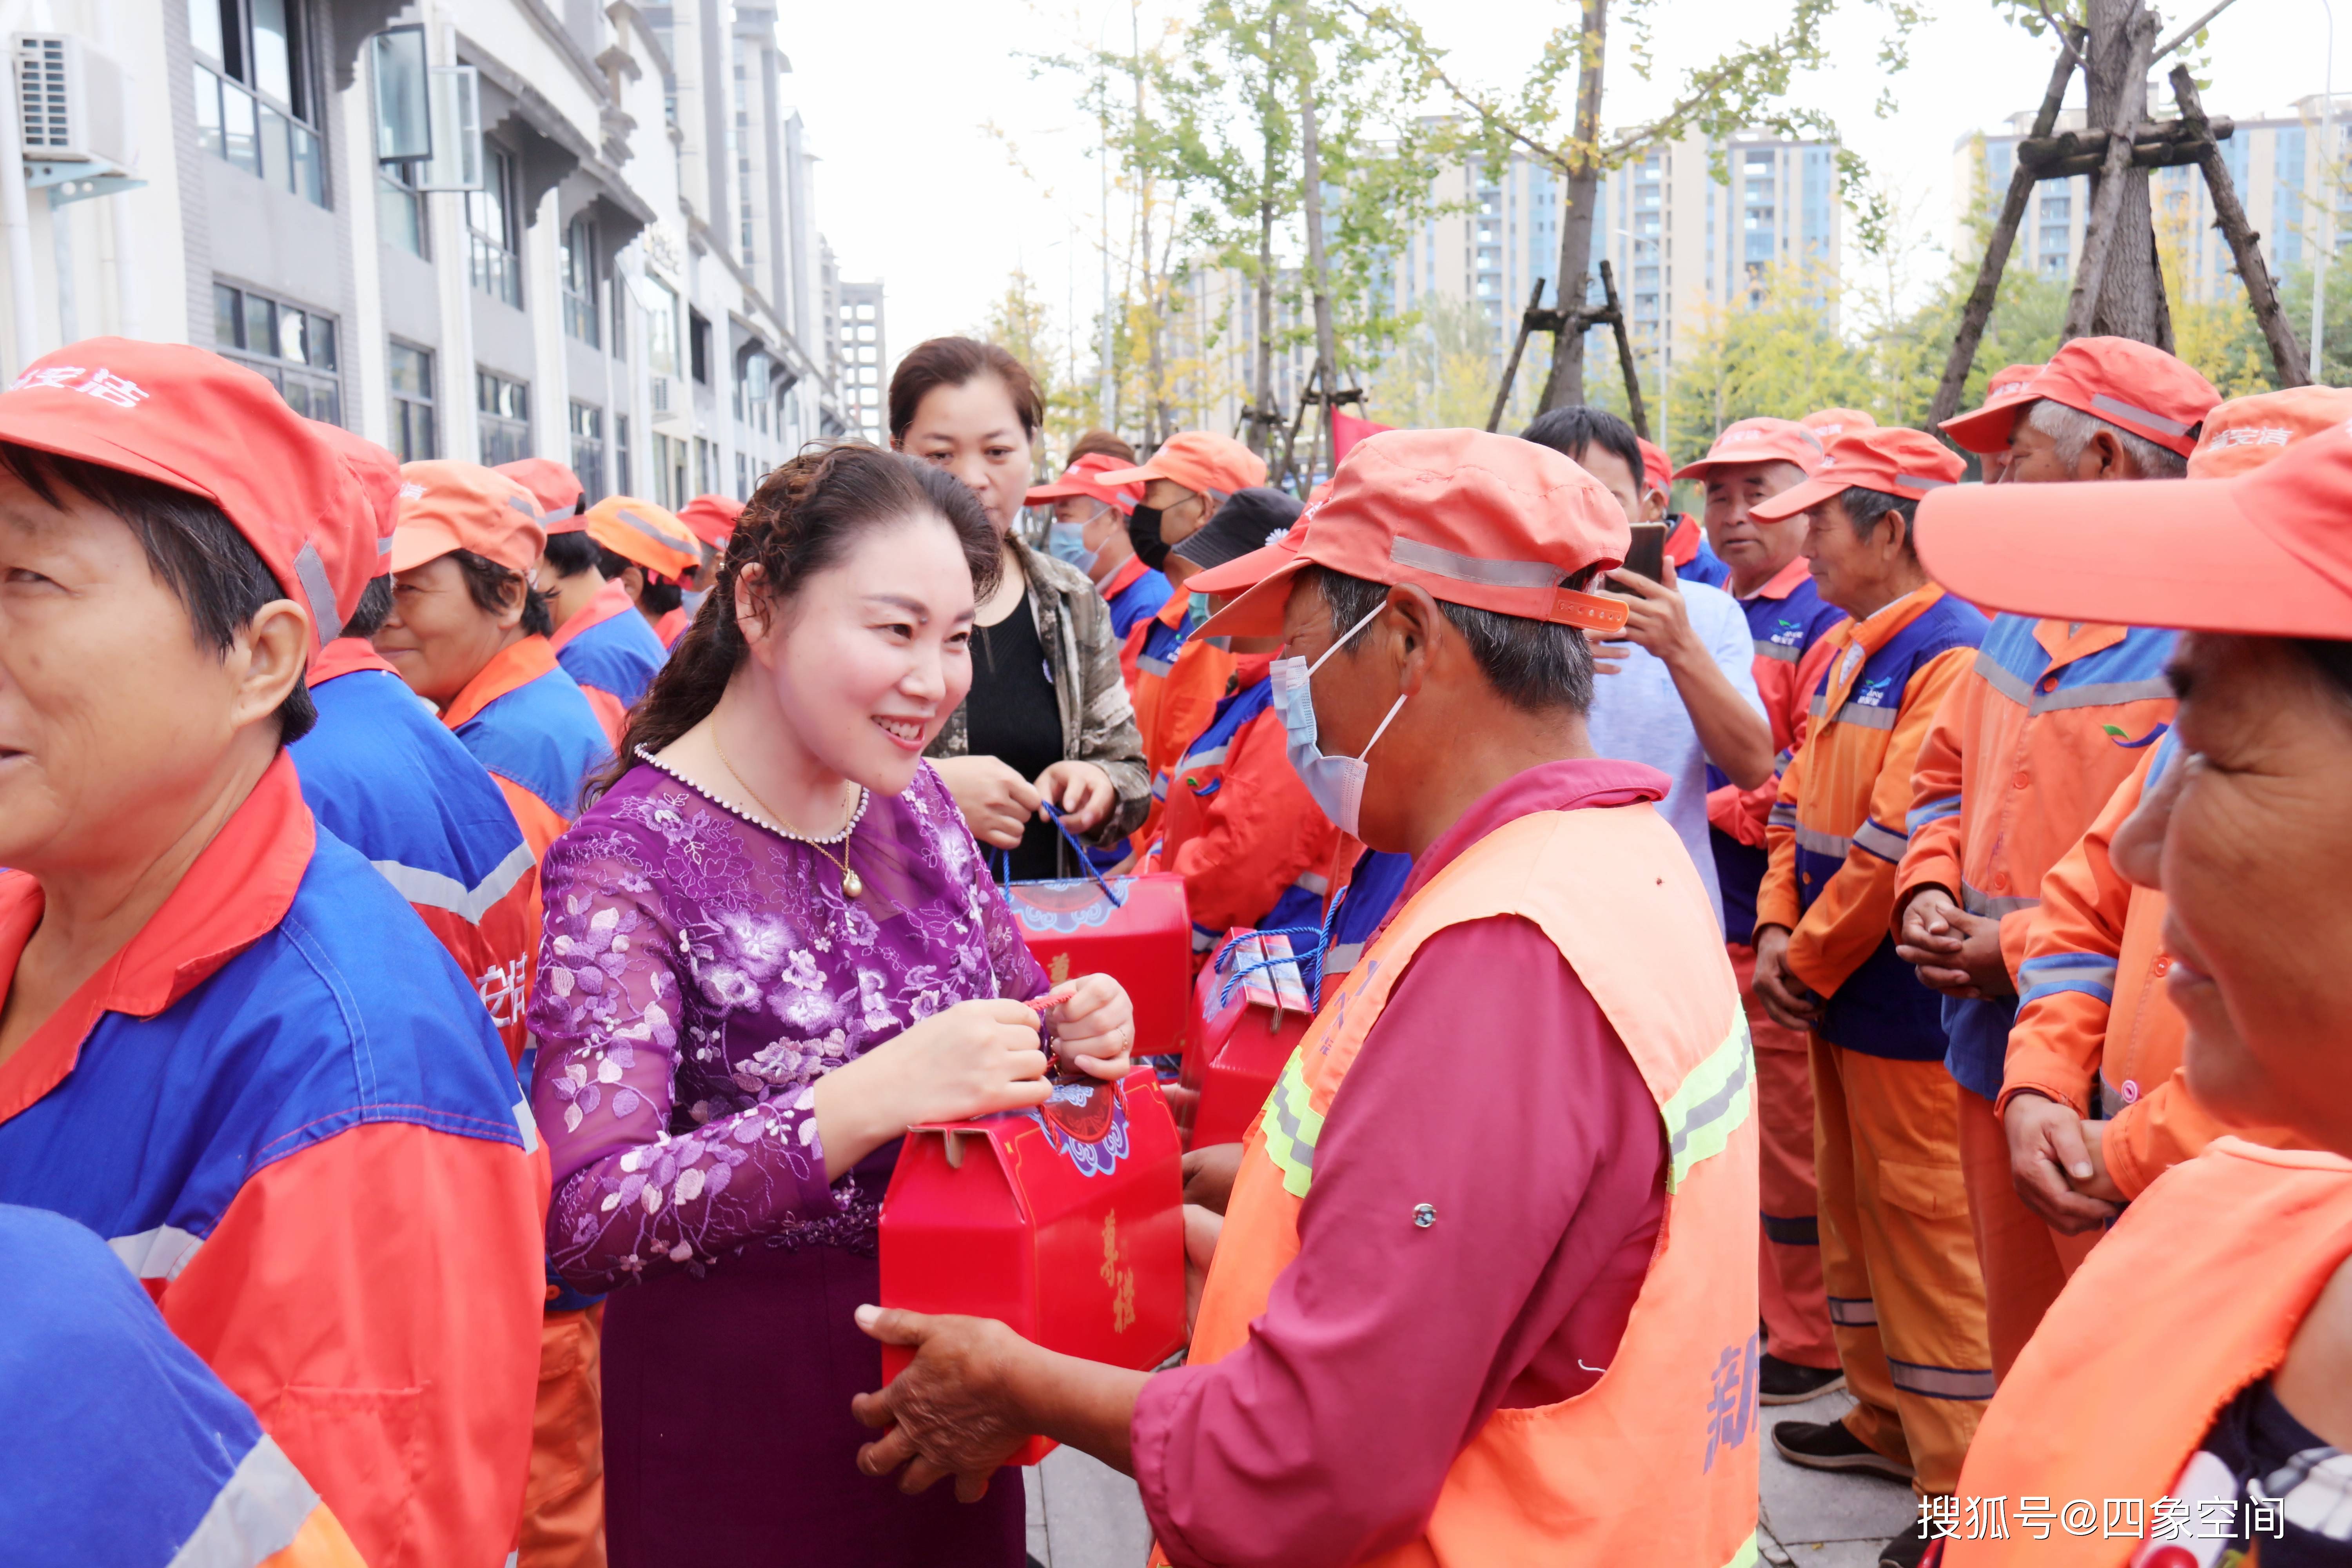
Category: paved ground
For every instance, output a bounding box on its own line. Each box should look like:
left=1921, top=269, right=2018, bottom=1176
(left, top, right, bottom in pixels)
left=1018, top=1383, right=1920, bottom=1567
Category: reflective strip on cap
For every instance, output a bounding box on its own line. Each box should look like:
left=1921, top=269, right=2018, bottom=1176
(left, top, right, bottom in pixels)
left=505, top=495, right=539, bottom=521
left=1891, top=472, right=1955, bottom=494
left=1258, top=1047, right=1322, bottom=1198
left=293, top=541, right=343, bottom=642
left=1659, top=1013, right=1753, bottom=1193
left=2089, top=393, right=2194, bottom=439
left=1389, top=536, right=1563, bottom=590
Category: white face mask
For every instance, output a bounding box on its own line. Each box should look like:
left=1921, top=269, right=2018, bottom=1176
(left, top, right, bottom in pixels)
left=1269, top=601, right=1408, bottom=837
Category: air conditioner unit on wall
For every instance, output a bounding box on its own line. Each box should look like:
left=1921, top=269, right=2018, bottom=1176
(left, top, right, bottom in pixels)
left=14, top=34, right=129, bottom=168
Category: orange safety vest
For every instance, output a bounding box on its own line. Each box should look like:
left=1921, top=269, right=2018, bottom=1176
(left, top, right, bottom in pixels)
left=1155, top=804, right=1762, bottom=1568
left=1946, top=1140, right=2352, bottom=1568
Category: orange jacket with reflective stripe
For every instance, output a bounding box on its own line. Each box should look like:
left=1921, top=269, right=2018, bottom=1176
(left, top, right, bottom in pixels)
left=1945, top=1141, right=2352, bottom=1568
left=1896, top=615, right=2175, bottom=1096
left=1709, top=557, right=1847, bottom=852
left=2001, top=735, right=2296, bottom=1197
left=1759, top=585, right=1985, bottom=1056
left=1125, top=595, right=1236, bottom=858
left=1160, top=804, right=1761, bottom=1568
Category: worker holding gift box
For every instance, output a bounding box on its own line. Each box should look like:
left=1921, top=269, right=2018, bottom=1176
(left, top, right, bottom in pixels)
left=527, top=444, right=1140, bottom=1568
left=852, top=427, right=1762, bottom=1568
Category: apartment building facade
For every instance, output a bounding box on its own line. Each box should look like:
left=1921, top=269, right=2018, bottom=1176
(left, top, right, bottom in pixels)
left=0, top=0, right=847, bottom=511
left=1952, top=92, right=2351, bottom=303
left=833, top=276, right=886, bottom=443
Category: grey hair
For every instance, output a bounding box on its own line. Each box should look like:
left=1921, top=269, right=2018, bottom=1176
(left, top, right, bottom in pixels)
left=2022, top=398, right=2190, bottom=480
left=1312, top=564, right=1597, bottom=716
left=1838, top=486, right=1920, bottom=552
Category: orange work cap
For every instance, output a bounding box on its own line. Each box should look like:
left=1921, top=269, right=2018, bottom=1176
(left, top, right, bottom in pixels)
left=391, top=461, right=546, bottom=576
left=583, top=494, right=702, bottom=583
left=1983, top=363, right=2043, bottom=402
left=1670, top=416, right=1827, bottom=483
left=0, top=338, right=383, bottom=646
left=310, top=420, right=401, bottom=577
left=1189, top=427, right=1632, bottom=641
left=1915, top=387, right=2352, bottom=638
left=1637, top=437, right=1673, bottom=496
left=1750, top=426, right=1967, bottom=522
left=1093, top=430, right=1268, bottom=498
left=495, top=458, right=585, bottom=527
left=1025, top=450, right=1145, bottom=514
left=1937, top=337, right=2220, bottom=457
left=2186, top=386, right=2352, bottom=478
left=1801, top=408, right=1877, bottom=441
left=677, top=492, right=744, bottom=548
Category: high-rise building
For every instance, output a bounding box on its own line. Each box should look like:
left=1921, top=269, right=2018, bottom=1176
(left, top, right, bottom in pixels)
left=1951, top=92, right=2352, bottom=303
left=835, top=279, right=887, bottom=443
left=1394, top=129, right=1844, bottom=398
left=0, top=0, right=852, bottom=505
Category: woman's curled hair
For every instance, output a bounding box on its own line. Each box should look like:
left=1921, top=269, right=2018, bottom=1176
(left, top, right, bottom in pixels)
left=591, top=443, right=997, bottom=800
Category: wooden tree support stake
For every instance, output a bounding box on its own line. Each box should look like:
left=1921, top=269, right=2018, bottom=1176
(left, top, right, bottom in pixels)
left=1599, top=260, right=1650, bottom=441
left=1932, top=33, right=2081, bottom=425
left=2169, top=64, right=2310, bottom=385
left=2062, top=9, right=2159, bottom=342
left=1486, top=282, right=1549, bottom=434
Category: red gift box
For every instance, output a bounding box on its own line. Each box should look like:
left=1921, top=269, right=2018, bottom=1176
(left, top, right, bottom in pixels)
left=1182, top=931, right=1316, bottom=1150
left=1000, top=870, right=1192, bottom=1056
left=878, top=1065, right=1186, bottom=1465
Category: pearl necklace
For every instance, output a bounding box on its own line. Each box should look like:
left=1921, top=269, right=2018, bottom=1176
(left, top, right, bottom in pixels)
left=698, top=735, right=871, bottom=900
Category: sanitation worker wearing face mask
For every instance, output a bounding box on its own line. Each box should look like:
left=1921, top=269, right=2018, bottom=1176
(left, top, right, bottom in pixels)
left=847, top=428, right=1763, bottom=1568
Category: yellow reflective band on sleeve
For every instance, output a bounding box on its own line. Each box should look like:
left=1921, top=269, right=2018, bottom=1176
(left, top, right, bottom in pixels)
left=1659, top=1013, right=1755, bottom=1193
left=1256, top=1047, right=1322, bottom=1198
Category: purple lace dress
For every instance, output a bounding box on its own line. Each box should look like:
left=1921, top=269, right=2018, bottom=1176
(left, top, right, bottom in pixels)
left=530, top=755, right=1046, bottom=1568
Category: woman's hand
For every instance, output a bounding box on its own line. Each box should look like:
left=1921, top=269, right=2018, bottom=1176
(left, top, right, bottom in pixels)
left=1896, top=889, right=2017, bottom=1000
left=933, top=755, right=1042, bottom=850
left=1036, top=760, right=1116, bottom=834
left=1181, top=1143, right=1243, bottom=1214
left=1038, top=974, right=1134, bottom=1079
left=811, top=999, right=1049, bottom=1177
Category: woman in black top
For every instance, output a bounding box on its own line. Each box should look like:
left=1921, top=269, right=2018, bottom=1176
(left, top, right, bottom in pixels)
left=891, top=338, right=1147, bottom=878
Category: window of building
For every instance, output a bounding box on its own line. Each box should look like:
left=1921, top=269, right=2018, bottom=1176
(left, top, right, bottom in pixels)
left=651, top=432, right=686, bottom=508
left=562, top=216, right=600, bottom=347
left=212, top=281, right=340, bottom=423
left=689, top=312, right=712, bottom=385
left=735, top=450, right=750, bottom=500
left=477, top=370, right=530, bottom=466
left=615, top=414, right=632, bottom=494
left=644, top=278, right=680, bottom=377
left=188, top=0, right=325, bottom=206
left=695, top=436, right=714, bottom=495
left=570, top=402, right=605, bottom=503
left=468, top=144, right=522, bottom=307
left=377, top=156, right=426, bottom=258
left=387, top=341, right=435, bottom=460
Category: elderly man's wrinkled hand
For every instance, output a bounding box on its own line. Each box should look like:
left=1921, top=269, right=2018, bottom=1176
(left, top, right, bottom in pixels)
left=851, top=1306, right=1032, bottom=1503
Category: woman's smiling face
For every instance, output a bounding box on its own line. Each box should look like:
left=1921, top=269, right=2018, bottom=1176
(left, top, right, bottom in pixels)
left=2109, top=633, right=2352, bottom=1156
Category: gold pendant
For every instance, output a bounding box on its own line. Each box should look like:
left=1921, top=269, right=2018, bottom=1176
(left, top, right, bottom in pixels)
left=842, top=867, right=864, bottom=900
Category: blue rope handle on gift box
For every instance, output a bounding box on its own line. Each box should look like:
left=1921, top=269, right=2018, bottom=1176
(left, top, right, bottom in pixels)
left=991, top=802, right=1127, bottom=909
left=1215, top=923, right=1330, bottom=1014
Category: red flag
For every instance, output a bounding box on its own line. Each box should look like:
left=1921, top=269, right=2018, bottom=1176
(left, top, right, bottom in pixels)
left=1331, top=410, right=1393, bottom=464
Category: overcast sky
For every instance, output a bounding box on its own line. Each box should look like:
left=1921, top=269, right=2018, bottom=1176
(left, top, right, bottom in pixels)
left=775, top=0, right=2345, bottom=361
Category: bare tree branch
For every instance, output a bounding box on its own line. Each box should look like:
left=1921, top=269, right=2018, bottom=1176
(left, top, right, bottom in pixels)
left=2154, top=0, right=2241, bottom=59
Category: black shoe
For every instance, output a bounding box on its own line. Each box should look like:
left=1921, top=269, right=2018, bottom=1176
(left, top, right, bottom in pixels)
left=1759, top=1352, right=1847, bottom=1405
left=1771, top=1417, right=1916, bottom=1484
left=1879, top=1517, right=1935, bottom=1568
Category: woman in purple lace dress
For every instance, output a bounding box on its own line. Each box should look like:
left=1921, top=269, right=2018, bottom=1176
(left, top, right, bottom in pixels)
left=529, top=445, right=1135, bottom=1567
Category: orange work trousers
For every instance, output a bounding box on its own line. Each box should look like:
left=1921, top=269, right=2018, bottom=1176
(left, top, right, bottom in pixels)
left=1731, top=942, right=1836, bottom=1370
left=1813, top=1040, right=1994, bottom=1496
left=523, top=1306, right=607, bottom=1568
left=1955, top=1089, right=2103, bottom=1383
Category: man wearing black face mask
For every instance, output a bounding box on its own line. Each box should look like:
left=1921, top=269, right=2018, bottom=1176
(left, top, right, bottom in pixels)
left=1091, top=432, right=1270, bottom=860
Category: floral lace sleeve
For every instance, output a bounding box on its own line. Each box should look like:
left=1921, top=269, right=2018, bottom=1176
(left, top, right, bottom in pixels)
left=530, top=831, right=841, bottom=1294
